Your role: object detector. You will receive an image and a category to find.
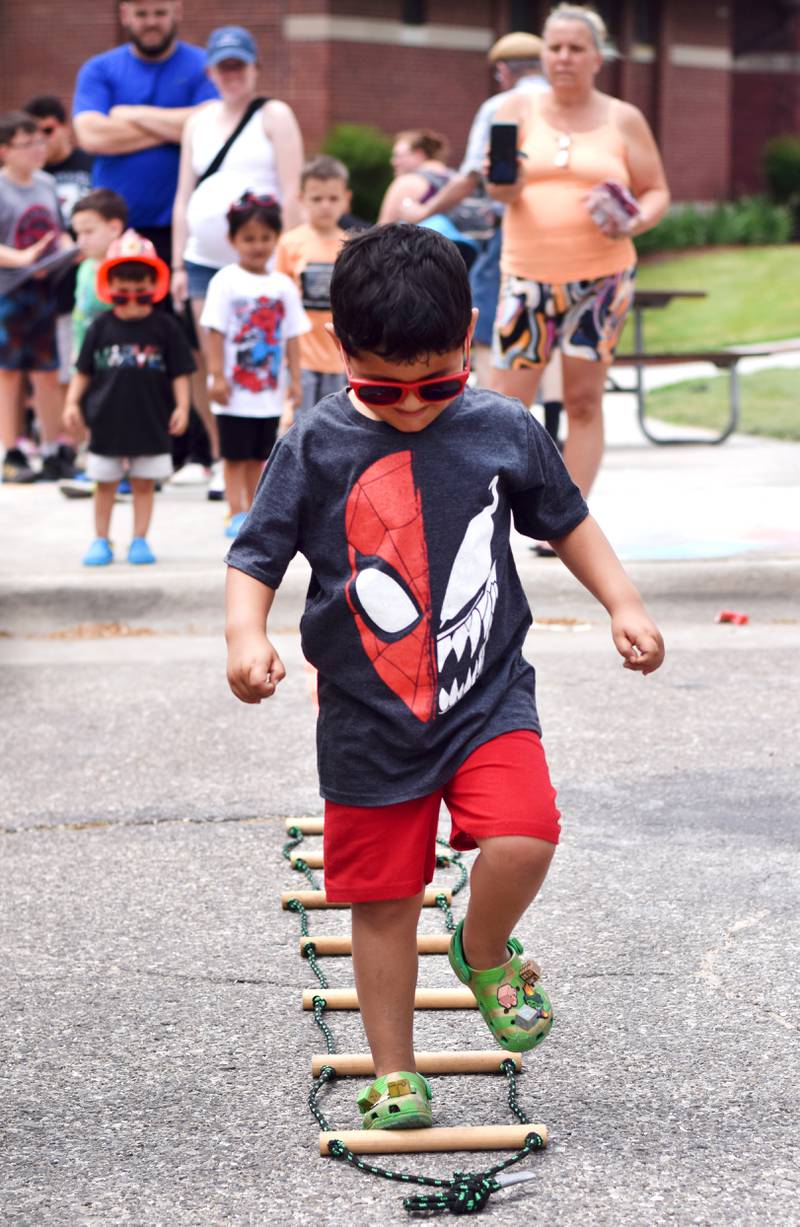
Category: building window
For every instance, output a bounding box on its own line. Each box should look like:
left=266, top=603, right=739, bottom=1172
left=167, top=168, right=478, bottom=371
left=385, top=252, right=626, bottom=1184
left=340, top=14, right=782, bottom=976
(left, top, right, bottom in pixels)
left=402, top=0, right=426, bottom=24
left=634, top=0, right=658, bottom=45
left=509, top=0, right=538, bottom=33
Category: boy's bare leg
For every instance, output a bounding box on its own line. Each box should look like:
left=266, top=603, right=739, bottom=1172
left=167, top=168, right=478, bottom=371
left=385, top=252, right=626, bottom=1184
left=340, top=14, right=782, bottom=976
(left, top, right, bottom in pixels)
left=189, top=297, right=220, bottom=461
left=224, top=459, right=247, bottom=516
left=131, top=478, right=156, bottom=538
left=243, top=458, right=264, bottom=508
left=94, top=481, right=118, bottom=538
left=351, top=891, right=425, bottom=1076
left=0, top=370, right=23, bottom=450
left=461, top=836, right=555, bottom=969
left=30, top=371, right=65, bottom=446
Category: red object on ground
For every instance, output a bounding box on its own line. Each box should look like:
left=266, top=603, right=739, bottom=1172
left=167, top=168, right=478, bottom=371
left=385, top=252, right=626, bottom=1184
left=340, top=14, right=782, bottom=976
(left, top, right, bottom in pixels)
left=716, top=610, right=749, bottom=625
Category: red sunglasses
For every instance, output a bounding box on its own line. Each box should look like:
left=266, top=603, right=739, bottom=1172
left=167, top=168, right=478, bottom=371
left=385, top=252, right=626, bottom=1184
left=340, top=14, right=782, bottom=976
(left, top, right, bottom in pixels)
left=110, top=290, right=154, bottom=305
left=341, top=337, right=471, bottom=408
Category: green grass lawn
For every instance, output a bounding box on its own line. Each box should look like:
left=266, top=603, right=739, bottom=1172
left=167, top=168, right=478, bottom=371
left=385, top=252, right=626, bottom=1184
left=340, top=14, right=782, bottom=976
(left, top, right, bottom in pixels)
left=647, top=367, right=800, bottom=441
left=621, top=246, right=800, bottom=351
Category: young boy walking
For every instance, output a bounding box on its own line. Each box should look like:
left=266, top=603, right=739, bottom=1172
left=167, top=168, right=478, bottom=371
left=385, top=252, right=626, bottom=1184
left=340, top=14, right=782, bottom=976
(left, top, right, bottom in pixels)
left=63, top=230, right=194, bottom=566
left=225, top=224, right=664, bottom=1130
left=274, top=155, right=350, bottom=415
left=0, top=111, right=74, bottom=483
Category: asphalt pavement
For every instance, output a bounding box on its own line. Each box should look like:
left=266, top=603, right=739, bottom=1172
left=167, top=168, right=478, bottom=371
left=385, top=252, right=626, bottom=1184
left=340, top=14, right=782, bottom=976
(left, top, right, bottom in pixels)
left=1, top=399, right=799, bottom=1225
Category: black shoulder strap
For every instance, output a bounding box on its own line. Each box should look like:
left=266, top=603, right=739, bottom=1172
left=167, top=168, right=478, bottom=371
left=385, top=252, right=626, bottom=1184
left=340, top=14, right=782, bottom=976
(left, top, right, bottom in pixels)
left=195, top=96, right=268, bottom=187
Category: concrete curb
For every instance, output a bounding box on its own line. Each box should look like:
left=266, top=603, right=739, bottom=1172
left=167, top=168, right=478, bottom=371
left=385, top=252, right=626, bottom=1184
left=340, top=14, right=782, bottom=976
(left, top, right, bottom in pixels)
left=2, top=556, right=798, bottom=634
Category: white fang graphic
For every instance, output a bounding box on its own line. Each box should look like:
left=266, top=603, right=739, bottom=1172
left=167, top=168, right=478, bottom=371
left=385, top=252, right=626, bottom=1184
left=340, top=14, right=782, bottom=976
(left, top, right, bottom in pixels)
left=436, top=478, right=500, bottom=715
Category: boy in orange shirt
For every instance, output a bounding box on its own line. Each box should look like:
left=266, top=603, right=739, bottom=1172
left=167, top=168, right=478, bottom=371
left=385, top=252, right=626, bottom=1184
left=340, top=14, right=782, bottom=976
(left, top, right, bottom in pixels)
left=274, top=156, right=350, bottom=417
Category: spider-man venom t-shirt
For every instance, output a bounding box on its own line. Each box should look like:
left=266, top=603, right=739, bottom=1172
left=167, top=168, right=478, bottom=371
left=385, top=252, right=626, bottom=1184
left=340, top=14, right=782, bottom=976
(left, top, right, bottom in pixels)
left=226, top=387, right=588, bottom=805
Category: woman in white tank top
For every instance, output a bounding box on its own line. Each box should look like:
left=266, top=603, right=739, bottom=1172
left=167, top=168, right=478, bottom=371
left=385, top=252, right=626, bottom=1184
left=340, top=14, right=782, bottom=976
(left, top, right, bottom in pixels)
left=171, top=26, right=303, bottom=468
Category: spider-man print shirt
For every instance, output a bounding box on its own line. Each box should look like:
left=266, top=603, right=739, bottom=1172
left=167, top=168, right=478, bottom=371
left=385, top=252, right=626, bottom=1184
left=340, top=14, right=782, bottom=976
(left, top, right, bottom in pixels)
left=226, top=388, right=588, bottom=805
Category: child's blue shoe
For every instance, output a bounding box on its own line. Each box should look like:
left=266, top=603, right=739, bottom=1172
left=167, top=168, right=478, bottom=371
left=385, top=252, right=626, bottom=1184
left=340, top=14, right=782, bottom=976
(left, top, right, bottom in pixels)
left=224, top=511, right=248, bottom=539
left=128, top=537, right=156, bottom=565
left=83, top=537, right=113, bottom=567
left=117, top=477, right=132, bottom=495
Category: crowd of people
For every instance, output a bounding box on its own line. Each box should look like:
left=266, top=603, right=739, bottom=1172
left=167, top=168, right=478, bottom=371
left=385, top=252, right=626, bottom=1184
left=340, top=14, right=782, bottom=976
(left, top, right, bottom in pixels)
left=0, top=1, right=668, bottom=567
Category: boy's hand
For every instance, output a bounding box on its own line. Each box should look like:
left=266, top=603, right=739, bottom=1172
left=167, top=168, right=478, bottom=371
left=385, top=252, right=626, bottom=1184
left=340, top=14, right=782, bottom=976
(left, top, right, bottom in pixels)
left=208, top=373, right=230, bottom=406
left=227, top=632, right=286, bottom=703
left=63, top=402, right=82, bottom=432
left=19, top=231, right=56, bottom=267
left=168, top=406, right=189, bottom=435
left=611, top=603, right=665, bottom=675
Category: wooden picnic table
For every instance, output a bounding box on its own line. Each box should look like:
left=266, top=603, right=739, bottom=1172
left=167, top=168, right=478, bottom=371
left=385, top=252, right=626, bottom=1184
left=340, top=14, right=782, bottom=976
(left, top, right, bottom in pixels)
left=611, top=287, right=754, bottom=445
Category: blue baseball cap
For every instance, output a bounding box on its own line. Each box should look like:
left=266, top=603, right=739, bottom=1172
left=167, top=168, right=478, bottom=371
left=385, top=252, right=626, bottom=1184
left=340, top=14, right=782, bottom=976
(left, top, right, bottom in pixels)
left=206, top=26, right=258, bottom=67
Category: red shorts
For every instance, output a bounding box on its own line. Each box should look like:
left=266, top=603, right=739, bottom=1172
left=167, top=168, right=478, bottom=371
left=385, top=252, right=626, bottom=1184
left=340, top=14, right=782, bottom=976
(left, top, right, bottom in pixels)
left=323, top=730, right=560, bottom=902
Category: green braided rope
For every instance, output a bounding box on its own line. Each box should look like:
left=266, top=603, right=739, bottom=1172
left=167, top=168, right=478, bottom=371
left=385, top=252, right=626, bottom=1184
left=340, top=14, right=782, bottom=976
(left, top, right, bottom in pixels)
left=434, top=891, right=457, bottom=933
left=291, top=856, right=322, bottom=891
left=282, top=826, right=305, bottom=859
left=311, top=995, right=337, bottom=1055
left=286, top=897, right=311, bottom=937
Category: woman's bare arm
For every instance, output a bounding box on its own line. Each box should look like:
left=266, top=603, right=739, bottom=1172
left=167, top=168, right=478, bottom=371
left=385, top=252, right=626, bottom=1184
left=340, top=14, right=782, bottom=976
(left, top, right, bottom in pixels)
left=171, top=109, right=203, bottom=303
left=618, top=103, right=670, bottom=236
left=264, top=100, right=305, bottom=230
left=378, top=172, right=433, bottom=223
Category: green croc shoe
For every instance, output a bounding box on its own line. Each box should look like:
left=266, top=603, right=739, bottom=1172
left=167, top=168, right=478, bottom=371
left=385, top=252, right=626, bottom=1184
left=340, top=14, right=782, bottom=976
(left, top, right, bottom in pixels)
left=449, top=920, right=553, bottom=1053
left=356, top=1071, right=433, bottom=1131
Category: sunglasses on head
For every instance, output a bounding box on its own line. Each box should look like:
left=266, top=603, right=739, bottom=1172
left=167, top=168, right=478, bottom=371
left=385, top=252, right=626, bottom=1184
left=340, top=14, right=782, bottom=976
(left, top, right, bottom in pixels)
left=341, top=337, right=471, bottom=408
left=230, top=191, right=279, bottom=213
left=110, top=289, right=154, bottom=305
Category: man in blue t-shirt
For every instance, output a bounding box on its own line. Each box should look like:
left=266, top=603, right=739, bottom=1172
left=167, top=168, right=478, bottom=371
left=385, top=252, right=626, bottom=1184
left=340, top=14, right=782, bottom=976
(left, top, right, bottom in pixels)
left=72, top=1, right=217, bottom=266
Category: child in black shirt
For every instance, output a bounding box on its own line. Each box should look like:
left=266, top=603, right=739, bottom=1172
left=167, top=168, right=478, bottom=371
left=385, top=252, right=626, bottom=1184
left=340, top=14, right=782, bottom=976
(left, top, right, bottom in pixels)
left=225, top=224, right=665, bottom=1131
left=64, top=231, right=194, bottom=566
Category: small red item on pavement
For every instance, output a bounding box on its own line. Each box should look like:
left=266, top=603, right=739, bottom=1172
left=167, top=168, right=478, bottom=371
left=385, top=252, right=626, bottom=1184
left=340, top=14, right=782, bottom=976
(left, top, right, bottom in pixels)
left=716, top=610, right=749, bottom=625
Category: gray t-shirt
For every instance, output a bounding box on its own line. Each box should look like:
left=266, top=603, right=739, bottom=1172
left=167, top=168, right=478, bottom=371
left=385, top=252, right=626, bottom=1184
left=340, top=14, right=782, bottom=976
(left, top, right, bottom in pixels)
left=226, top=388, right=588, bottom=806
left=0, top=170, right=64, bottom=295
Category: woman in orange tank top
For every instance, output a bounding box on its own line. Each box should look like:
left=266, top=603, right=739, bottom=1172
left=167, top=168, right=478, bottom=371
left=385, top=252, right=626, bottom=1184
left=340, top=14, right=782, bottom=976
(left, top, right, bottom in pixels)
left=488, top=5, right=669, bottom=499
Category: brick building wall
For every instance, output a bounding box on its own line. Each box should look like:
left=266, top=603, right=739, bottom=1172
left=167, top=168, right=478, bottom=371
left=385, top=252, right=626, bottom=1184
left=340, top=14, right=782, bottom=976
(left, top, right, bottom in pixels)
left=654, top=0, right=733, bottom=201
left=731, top=4, right=800, bottom=195
left=0, top=0, right=795, bottom=203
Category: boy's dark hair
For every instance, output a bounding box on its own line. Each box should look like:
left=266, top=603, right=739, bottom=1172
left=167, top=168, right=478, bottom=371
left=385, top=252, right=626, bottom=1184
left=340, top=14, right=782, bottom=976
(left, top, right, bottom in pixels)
left=107, top=261, right=156, bottom=284
left=301, top=154, right=349, bottom=190
left=226, top=192, right=282, bottom=239
left=330, top=223, right=472, bottom=361
left=24, top=95, right=67, bottom=124
left=0, top=111, right=38, bottom=146
left=72, top=189, right=128, bottom=226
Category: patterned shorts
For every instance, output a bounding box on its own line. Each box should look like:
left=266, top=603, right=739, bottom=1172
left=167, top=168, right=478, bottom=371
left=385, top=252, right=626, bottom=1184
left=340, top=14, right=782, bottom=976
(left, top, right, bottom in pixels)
left=0, top=281, right=59, bottom=372
left=492, top=264, right=636, bottom=369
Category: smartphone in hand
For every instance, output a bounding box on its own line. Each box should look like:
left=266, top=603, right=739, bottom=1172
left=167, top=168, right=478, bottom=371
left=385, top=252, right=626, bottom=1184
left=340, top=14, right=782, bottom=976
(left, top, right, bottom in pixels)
left=488, top=123, right=518, bottom=185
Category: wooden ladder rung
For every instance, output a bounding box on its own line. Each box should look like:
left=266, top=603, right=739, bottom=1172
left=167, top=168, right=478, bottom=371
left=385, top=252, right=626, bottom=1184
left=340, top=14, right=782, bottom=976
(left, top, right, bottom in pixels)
left=320, top=1123, right=548, bottom=1155
left=285, top=817, right=324, bottom=835
left=301, top=933, right=451, bottom=956
left=311, top=1050, right=521, bottom=1076
left=303, top=987, right=475, bottom=1010
left=283, top=887, right=451, bottom=910
left=290, top=851, right=323, bottom=868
